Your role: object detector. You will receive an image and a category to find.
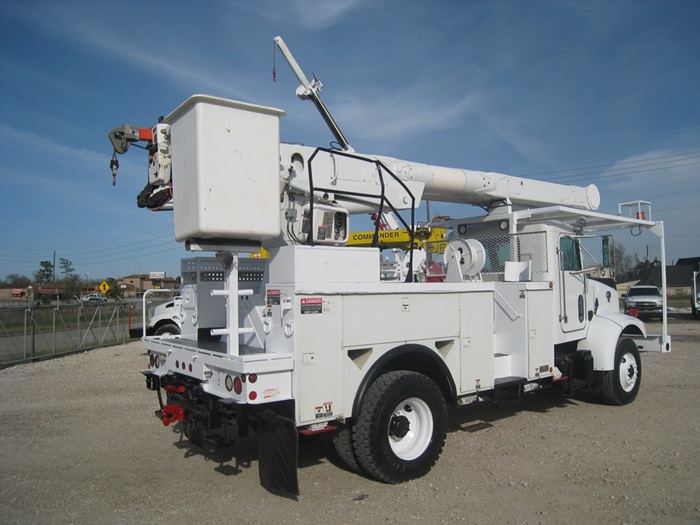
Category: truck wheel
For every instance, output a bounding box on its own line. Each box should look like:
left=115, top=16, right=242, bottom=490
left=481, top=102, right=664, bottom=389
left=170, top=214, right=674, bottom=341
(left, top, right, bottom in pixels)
left=332, top=425, right=363, bottom=473
left=601, top=338, right=641, bottom=405
left=353, top=371, right=447, bottom=483
left=155, top=323, right=180, bottom=336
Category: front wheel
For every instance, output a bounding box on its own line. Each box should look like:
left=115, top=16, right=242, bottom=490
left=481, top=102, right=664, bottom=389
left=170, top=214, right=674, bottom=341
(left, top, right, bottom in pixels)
left=601, top=338, right=642, bottom=405
left=353, top=371, right=447, bottom=483
left=154, top=323, right=180, bottom=336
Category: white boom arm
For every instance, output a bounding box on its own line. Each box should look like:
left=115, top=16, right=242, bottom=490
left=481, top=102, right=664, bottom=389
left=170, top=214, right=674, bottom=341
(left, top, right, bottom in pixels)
left=377, top=154, right=601, bottom=210
left=278, top=143, right=600, bottom=214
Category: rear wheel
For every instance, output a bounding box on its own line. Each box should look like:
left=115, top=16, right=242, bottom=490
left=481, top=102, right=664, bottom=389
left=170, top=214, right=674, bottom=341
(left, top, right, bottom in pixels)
left=353, top=371, right=447, bottom=483
left=332, top=425, right=363, bottom=473
left=601, top=338, right=641, bottom=405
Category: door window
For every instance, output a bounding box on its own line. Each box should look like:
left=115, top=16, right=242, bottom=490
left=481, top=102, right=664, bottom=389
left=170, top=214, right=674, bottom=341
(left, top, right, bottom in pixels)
left=560, top=237, right=582, bottom=272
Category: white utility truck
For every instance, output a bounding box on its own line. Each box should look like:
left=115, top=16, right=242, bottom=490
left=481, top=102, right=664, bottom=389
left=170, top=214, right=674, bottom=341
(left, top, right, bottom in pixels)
left=107, top=37, right=670, bottom=495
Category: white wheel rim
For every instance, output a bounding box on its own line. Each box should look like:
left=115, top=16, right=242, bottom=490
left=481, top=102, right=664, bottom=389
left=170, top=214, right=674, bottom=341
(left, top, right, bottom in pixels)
left=618, top=352, right=639, bottom=393
left=387, top=397, right=433, bottom=461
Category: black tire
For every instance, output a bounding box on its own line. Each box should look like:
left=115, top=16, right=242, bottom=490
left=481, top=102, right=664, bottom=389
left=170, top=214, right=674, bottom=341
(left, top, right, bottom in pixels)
left=353, top=371, right=447, bottom=483
left=332, top=425, right=363, bottom=473
left=154, top=323, right=180, bottom=336
left=601, top=338, right=642, bottom=405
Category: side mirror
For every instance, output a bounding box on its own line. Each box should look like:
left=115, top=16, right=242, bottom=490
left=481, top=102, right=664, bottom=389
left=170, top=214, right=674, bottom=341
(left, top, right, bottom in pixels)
left=602, top=236, right=612, bottom=268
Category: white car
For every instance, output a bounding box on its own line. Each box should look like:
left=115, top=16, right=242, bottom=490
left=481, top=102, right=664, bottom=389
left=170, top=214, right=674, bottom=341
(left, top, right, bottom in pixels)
left=624, top=285, right=663, bottom=318
left=146, top=299, right=181, bottom=336
left=82, top=294, right=107, bottom=303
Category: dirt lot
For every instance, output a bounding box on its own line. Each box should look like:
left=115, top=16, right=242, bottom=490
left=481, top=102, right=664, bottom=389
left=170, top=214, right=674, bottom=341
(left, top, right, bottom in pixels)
left=1, top=316, right=699, bottom=525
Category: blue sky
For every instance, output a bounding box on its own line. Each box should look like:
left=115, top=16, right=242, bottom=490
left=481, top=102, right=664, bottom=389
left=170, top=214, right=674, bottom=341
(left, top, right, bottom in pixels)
left=1, top=0, right=699, bottom=281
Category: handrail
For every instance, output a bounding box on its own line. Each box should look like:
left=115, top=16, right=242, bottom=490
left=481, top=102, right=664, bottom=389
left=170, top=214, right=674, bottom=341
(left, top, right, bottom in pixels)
left=306, top=147, right=417, bottom=281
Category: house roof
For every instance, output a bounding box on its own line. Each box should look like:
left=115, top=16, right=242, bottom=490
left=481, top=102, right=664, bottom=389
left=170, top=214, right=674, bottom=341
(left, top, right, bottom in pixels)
left=676, top=257, right=700, bottom=270
left=639, top=265, right=695, bottom=288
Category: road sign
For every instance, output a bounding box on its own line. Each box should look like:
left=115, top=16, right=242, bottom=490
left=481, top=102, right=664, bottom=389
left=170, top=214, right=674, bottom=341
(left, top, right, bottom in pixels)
left=99, top=281, right=110, bottom=295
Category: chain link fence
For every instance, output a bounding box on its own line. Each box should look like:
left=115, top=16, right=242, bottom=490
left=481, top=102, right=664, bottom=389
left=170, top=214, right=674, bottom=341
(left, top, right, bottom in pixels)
left=0, top=300, right=146, bottom=368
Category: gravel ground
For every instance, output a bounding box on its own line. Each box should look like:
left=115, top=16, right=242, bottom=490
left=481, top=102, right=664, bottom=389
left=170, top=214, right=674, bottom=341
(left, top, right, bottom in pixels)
left=1, top=316, right=699, bottom=525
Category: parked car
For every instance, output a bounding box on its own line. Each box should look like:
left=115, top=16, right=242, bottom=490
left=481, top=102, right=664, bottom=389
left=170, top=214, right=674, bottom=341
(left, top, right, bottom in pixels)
left=624, top=285, right=663, bottom=318
left=82, top=294, right=107, bottom=303
left=146, top=299, right=181, bottom=336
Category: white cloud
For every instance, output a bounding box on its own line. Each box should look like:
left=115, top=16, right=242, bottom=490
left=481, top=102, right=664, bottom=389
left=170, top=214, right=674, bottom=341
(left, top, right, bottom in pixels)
left=0, top=124, right=144, bottom=211
left=477, top=112, right=556, bottom=167
left=1, top=3, right=254, bottom=98
left=247, top=0, right=372, bottom=31
left=604, top=150, right=699, bottom=198
left=330, top=85, right=480, bottom=143
left=595, top=148, right=700, bottom=262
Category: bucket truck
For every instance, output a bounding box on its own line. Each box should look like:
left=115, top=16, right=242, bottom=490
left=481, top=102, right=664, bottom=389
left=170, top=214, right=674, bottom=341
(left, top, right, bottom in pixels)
left=107, top=37, right=670, bottom=496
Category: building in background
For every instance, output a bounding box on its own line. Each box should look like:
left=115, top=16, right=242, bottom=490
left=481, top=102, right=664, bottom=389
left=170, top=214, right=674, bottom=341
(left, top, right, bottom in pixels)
left=118, top=274, right=179, bottom=298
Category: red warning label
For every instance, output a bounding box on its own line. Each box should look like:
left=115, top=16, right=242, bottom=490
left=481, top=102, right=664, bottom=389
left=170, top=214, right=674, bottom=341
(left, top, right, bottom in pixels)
left=267, top=289, right=281, bottom=305
left=300, top=297, right=323, bottom=314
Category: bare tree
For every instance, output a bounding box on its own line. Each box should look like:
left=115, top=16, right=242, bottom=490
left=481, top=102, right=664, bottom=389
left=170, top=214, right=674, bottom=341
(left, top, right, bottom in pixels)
left=59, top=258, right=75, bottom=279
left=613, top=243, right=641, bottom=282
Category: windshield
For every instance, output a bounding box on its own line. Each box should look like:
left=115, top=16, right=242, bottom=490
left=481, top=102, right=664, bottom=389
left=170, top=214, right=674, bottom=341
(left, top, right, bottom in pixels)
left=628, top=287, right=660, bottom=297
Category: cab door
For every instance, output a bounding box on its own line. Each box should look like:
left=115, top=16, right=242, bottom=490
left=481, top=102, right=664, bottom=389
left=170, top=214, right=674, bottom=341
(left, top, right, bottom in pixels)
left=558, top=236, right=587, bottom=333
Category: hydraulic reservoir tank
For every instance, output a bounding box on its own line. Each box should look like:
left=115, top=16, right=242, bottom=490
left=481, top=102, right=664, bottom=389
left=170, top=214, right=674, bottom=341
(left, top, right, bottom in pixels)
left=166, top=95, right=286, bottom=243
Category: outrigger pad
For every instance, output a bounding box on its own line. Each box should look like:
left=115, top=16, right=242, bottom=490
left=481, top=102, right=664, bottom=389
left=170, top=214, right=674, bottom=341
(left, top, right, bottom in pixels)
left=256, top=410, right=299, bottom=497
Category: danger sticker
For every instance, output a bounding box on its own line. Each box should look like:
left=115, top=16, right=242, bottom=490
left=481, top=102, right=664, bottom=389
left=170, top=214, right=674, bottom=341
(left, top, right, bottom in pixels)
left=267, top=289, right=281, bottom=305
left=301, top=297, right=323, bottom=314
left=315, top=401, right=334, bottom=418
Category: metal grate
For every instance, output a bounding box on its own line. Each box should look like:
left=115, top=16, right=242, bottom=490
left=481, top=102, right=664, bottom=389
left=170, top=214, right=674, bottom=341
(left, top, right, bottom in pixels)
left=425, top=231, right=548, bottom=282
left=200, top=271, right=224, bottom=282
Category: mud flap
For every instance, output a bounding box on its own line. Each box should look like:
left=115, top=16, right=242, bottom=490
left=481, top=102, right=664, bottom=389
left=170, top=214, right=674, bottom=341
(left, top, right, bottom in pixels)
left=256, top=409, right=299, bottom=497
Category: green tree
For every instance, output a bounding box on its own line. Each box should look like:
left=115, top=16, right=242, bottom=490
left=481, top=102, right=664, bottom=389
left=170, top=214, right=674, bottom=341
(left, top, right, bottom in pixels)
left=59, top=258, right=75, bottom=279
left=4, top=274, right=31, bottom=288
left=34, top=261, right=54, bottom=284
left=63, top=274, right=82, bottom=300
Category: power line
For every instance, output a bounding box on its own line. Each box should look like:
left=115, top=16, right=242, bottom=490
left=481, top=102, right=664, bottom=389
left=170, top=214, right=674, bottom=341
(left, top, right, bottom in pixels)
left=655, top=204, right=700, bottom=213
left=519, top=149, right=700, bottom=180
left=544, top=159, right=700, bottom=184
left=78, top=246, right=183, bottom=267
left=0, top=227, right=177, bottom=262
left=60, top=224, right=174, bottom=254
left=64, top=239, right=177, bottom=261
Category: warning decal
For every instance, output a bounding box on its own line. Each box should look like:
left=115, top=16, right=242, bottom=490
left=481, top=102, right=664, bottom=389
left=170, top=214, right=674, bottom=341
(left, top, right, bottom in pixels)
left=315, top=401, right=334, bottom=418
left=267, top=289, right=281, bottom=305
left=300, top=297, right=323, bottom=315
